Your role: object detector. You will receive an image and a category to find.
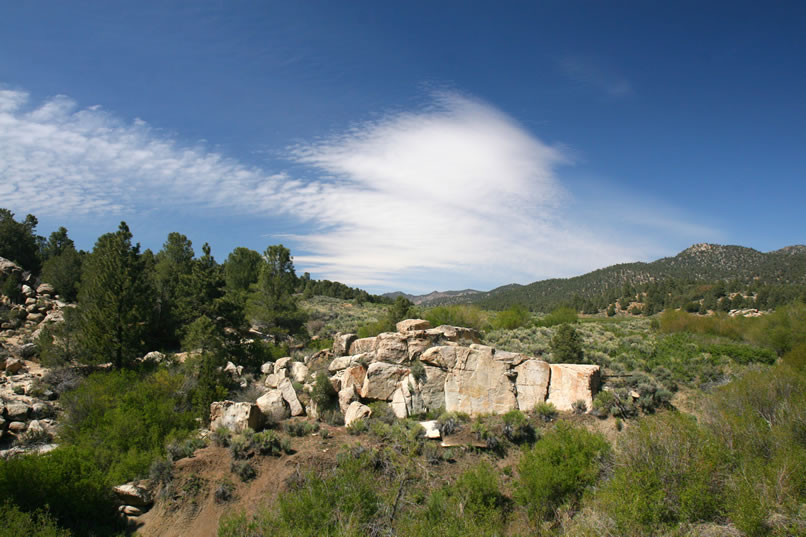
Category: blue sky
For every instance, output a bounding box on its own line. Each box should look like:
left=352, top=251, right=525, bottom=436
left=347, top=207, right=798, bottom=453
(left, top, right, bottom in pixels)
left=1, top=1, right=804, bottom=293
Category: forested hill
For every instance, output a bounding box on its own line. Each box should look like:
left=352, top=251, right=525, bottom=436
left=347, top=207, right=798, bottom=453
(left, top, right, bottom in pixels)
left=437, top=243, right=806, bottom=312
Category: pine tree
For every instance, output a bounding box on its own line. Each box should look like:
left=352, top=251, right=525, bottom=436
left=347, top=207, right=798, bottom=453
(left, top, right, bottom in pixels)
left=550, top=324, right=584, bottom=363
left=246, top=244, right=306, bottom=338
left=77, top=222, right=155, bottom=368
left=0, top=208, right=42, bottom=273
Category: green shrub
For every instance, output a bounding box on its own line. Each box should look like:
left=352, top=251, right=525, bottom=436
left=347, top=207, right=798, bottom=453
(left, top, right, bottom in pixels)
left=149, top=457, right=173, bottom=486
left=515, top=422, right=610, bottom=521
left=214, top=479, right=235, bottom=503
left=251, top=430, right=291, bottom=456
left=347, top=419, right=368, bottom=435
left=572, top=399, right=588, bottom=414
left=309, top=371, right=338, bottom=412
left=491, top=304, right=531, bottom=330
left=536, top=307, right=578, bottom=327
left=423, top=305, right=490, bottom=332
left=0, top=502, right=71, bottom=537
left=231, top=461, right=257, bottom=482
left=213, top=426, right=232, bottom=447
left=284, top=421, right=319, bottom=437
left=597, top=412, right=725, bottom=534
left=534, top=402, right=558, bottom=422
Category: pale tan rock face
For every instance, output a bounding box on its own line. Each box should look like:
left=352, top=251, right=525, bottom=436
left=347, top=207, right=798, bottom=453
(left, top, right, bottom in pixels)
left=396, top=319, right=432, bottom=332
left=514, top=359, right=551, bottom=411
left=344, top=401, right=372, bottom=427
left=277, top=378, right=304, bottom=416
left=421, top=345, right=470, bottom=370
left=256, top=390, right=289, bottom=423
left=419, top=365, right=447, bottom=412
left=338, top=385, right=358, bottom=414
left=290, top=362, right=309, bottom=383
left=546, top=364, right=600, bottom=411
left=444, top=346, right=517, bottom=416
left=349, top=337, right=377, bottom=355
left=341, top=365, right=367, bottom=392
left=333, top=333, right=357, bottom=356
left=209, top=401, right=263, bottom=433
left=374, top=332, right=409, bottom=364
left=359, top=362, right=410, bottom=400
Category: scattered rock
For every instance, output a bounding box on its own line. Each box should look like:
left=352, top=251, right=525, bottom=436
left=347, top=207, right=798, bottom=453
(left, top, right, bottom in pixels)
left=8, top=421, right=27, bottom=433
left=5, top=402, right=30, bottom=421
left=36, top=283, right=56, bottom=295
left=5, top=358, right=24, bottom=374
left=142, top=351, right=166, bottom=364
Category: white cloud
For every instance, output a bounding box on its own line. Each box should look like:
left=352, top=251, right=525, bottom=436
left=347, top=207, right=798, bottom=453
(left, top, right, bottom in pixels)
left=0, top=85, right=711, bottom=292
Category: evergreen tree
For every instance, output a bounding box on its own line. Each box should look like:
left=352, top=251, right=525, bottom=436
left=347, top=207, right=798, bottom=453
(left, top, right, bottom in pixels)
left=40, top=227, right=82, bottom=301
left=77, top=222, right=155, bottom=368
left=246, top=244, right=306, bottom=338
left=550, top=324, right=584, bottom=363
left=40, top=226, right=75, bottom=260
left=223, top=246, right=263, bottom=295
left=153, top=232, right=195, bottom=345
left=0, top=208, right=42, bottom=273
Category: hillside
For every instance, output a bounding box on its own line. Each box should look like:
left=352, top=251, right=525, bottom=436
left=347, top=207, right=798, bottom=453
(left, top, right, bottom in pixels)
left=382, top=289, right=481, bottom=305
left=417, top=243, right=806, bottom=312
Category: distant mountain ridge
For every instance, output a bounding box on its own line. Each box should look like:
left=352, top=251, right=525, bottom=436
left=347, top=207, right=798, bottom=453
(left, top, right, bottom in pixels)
left=390, top=243, right=806, bottom=311
left=382, top=289, right=482, bottom=305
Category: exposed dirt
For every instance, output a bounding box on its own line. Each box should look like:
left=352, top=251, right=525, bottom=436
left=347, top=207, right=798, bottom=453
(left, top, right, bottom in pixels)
left=133, top=425, right=366, bottom=537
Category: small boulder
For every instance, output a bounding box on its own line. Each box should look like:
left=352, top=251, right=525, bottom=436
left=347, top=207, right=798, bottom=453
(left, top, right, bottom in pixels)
left=142, top=351, right=166, bottom=364
left=260, top=362, right=274, bottom=375
left=396, top=319, right=432, bottom=332
left=419, top=420, right=441, bottom=439
left=348, top=337, right=377, bottom=355
left=8, top=421, right=27, bottom=433
left=264, top=373, right=281, bottom=389
left=274, top=357, right=292, bottom=373
left=36, top=283, right=56, bottom=295
left=374, top=332, right=409, bottom=364
left=122, top=505, right=143, bottom=517
left=5, top=403, right=30, bottom=421
left=344, top=401, right=371, bottom=427
left=338, top=385, right=358, bottom=413
left=21, top=284, right=35, bottom=297
left=5, top=358, right=24, bottom=374
left=359, top=362, right=410, bottom=400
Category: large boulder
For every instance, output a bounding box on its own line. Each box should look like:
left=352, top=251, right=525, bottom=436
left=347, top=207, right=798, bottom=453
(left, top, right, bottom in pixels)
left=374, top=332, right=409, bottom=364
left=328, top=354, right=363, bottom=372
left=277, top=378, right=304, bottom=416
left=348, top=337, right=376, bottom=355
left=359, top=362, right=410, bottom=400
left=341, top=364, right=367, bottom=392
left=396, top=319, right=431, bottom=332
left=4, top=403, right=31, bottom=421
left=333, top=333, right=357, bottom=357
left=344, top=401, right=371, bottom=427
left=256, top=390, right=290, bottom=423
left=421, top=345, right=470, bottom=370
left=418, top=365, right=447, bottom=412
left=113, top=483, right=153, bottom=508
left=209, top=401, right=263, bottom=433
left=444, top=346, right=517, bottom=416
left=546, top=364, right=601, bottom=411
left=515, top=359, right=551, bottom=410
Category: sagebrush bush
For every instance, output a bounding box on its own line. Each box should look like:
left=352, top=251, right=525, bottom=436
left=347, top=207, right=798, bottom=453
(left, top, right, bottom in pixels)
left=231, top=461, right=257, bottom=482
left=534, top=402, right=558, bottom=422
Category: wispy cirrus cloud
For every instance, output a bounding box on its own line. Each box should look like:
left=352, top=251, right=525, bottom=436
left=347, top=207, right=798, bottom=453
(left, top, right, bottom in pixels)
left=558, top=55, right=633, bottom=97
left=0, top=85, right=710, bottom=291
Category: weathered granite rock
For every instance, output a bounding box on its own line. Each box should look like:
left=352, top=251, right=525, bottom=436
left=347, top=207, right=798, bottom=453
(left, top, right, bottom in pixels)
left=264, top=373, right=282, bottom=389
left=344, top=401, right=371, bottom=427
left=142, top=351, right=166, bottom=364
left=21, top=284, right=35, bottom=297
left=5, top=358, right=24, bottom=374
left=348, top=337, right=376, bottom=355
left=359, top=362, right=410, bottom=400
left=274, top=357, right=292, bottom=374
left=515, top=359, right=551, bottom=411
left=419, top=420, right=441, bottom=439
left=328, top=354, right=362, bottom=372
left=396, top=319, right=431, bottom=332
left=209, top=401, right=263, bottom=433
left=444, top=346, right=516, bottom=416
left=277, top=378, right=304, bottom=416
left=122, top=505, right=143, bottom=516
left=428, top=325, right=481, bottom=344
left=421, top=345, right=470, bottom=370
left=419, top=365, right=447, bottom=412
left=546, top=364, right=600, bottom=411
left=341, top=364, right=367, bottom=392
left=36, top=283, right=56, bottom=295
left=260, top=362, right=274, bottom=375
left=290, top=361, right=309, bottom=383
left=5, top=403, right=30, bottom=421
left=374, top=332, right=409, bottom=364
left=333, top=333, right=357, bottom=357
left=8, top=421, right=27, bottom=433
left=256, top=390, right=290, bottom=423
left=338, top=385, right=358, bottom=414
left=113, top=483, right=153, bottom=508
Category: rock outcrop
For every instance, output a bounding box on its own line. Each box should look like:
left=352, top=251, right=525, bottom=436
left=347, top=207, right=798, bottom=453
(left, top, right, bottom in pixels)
left=326, top=320, right=600, bottom=419
left=209, top=401, right=263, bottom=433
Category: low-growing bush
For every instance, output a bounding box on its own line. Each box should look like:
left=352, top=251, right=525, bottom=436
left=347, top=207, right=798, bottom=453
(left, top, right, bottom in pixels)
left=149, top=457, right=173, bottom=487
left=534, top=402, right=558, bottom=422
left=231, top=461, right=257, bottom=482
left=0, top=502, right=71, bottom=537
left=572, top=399, right=587, bottom=414
left=284, top=421, right=319, bottom=437
left=515, top=422, right=610, bottom=522
left=214, top=479, right=235, bottom=503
